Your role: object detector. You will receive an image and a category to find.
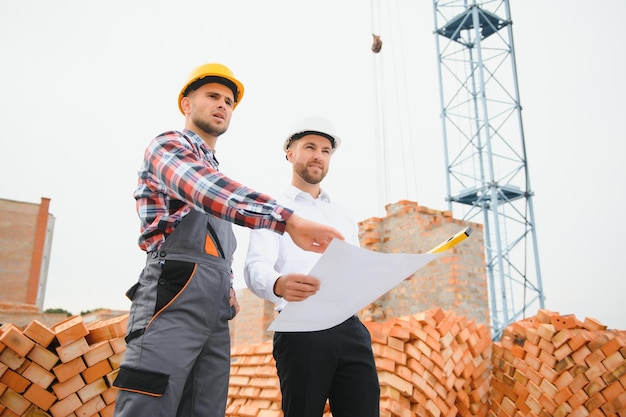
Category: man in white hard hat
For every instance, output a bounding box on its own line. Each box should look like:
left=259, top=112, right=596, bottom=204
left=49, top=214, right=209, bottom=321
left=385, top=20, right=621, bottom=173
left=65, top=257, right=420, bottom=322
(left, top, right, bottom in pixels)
left=244, top=117, right=380, bottom=417
left=112, top=65, right=344, bottom=417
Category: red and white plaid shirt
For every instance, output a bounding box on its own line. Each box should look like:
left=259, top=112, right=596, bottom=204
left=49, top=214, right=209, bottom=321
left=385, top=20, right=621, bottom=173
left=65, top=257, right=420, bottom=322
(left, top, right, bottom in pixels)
left=134, top=129, right=292, bottom=252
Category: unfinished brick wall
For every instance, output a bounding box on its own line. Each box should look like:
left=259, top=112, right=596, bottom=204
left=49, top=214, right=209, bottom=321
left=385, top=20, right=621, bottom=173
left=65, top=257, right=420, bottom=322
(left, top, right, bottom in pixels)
left=359, top=200, right=488, bottom=327
left=0, top=303, right=66, bottom=329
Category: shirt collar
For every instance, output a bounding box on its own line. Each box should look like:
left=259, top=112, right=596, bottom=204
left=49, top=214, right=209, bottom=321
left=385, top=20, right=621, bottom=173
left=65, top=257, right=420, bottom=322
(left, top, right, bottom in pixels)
left=285, top=184, right=331, bottom=203
left=182, top=129, right=219, bottom=167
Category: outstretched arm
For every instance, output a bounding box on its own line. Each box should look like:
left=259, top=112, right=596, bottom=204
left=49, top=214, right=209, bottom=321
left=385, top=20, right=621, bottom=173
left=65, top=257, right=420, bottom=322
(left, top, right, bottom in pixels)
left=285, top=213, right=344, bottom=253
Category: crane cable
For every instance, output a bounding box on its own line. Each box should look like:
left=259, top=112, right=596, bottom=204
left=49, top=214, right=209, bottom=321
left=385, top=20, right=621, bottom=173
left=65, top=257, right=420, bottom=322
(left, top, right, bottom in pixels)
left=370, top=0, right=389, bottom=213
left=371, top=0, right=420, bottom=210
left=390, top=2, right=419, bottom=202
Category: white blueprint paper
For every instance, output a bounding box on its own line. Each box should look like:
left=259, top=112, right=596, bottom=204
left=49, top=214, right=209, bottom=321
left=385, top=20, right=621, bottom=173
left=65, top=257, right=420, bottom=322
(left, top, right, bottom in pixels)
left=268, top=239, right=440, bottom=332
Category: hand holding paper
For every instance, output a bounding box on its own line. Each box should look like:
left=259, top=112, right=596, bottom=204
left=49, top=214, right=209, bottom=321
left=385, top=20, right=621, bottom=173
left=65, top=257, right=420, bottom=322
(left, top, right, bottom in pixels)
left=274, top=273, right=320, bottom=302
left=269, top=226, right=472, bottom=332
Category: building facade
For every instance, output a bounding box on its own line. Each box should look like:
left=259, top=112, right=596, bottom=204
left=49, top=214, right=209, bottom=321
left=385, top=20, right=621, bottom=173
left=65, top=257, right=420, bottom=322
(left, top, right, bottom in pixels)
left=0, top=197, right=55, bottom=311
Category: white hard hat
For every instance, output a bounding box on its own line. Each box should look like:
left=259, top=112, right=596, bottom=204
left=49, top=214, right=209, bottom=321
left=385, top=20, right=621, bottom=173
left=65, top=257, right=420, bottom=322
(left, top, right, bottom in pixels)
left=283, top=116, right=341, bottom=153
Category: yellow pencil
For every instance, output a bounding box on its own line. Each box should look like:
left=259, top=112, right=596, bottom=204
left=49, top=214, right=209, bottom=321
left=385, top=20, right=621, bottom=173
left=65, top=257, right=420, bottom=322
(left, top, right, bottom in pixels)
left=427, top=226, right=473, bottom=254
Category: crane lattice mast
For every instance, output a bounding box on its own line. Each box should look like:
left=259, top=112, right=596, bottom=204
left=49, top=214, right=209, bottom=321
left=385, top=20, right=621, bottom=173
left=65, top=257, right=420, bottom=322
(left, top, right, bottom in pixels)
left=432, top=0, right=544, bottom=339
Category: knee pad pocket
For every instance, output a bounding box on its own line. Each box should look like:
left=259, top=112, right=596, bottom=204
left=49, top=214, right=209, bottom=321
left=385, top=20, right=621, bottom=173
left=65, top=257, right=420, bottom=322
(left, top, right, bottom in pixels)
left=113, top=366, right=169, bottom=396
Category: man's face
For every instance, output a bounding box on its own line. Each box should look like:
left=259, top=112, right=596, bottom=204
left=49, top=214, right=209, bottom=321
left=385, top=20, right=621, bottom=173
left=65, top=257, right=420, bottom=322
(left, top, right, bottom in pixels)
left=183, top=83, right=235, bottom=137
left=288, top=134, right=333, bottom=185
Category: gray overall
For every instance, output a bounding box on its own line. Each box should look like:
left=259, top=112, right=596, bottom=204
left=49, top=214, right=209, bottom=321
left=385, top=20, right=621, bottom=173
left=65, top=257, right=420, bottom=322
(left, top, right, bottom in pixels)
left=113, top=209, right=236, bottom=417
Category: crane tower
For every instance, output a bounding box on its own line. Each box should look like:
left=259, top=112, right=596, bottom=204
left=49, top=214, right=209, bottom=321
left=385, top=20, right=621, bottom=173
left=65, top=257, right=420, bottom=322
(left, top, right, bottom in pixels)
left=432, top=0, right=544, bottom=339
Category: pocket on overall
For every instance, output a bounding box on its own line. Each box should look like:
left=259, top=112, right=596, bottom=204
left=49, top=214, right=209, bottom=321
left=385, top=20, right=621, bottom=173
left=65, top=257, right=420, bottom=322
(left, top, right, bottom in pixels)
left=113, top=366, right=169, bottom=396
left=154, top=260, right=195, bottom=315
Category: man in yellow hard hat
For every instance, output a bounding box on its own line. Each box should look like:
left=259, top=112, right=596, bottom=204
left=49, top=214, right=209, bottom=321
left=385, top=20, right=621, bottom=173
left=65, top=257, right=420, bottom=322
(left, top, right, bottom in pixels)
left=112, top=63, right=344, bottom=417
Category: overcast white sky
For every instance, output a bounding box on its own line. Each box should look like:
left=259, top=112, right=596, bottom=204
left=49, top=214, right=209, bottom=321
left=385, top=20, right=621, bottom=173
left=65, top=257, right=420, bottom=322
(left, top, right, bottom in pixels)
left=1, top=1, right=625, bottom=330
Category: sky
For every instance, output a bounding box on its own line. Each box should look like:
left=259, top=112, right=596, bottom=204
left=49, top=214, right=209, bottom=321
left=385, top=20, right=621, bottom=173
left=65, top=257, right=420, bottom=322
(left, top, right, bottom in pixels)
left=1, top=1, right=625, bottom=330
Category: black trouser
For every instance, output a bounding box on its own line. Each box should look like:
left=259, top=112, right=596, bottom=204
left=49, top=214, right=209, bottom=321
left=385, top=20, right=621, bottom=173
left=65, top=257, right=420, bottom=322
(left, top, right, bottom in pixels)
left=273, top=316, right=380, bottom=417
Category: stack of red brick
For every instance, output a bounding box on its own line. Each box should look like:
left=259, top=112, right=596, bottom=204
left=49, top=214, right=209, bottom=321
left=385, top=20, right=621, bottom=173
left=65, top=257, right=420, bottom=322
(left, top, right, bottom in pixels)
left=0, top=315, right=127, bottom=417
left=492, top=309, right=626, bottom=417
left=365, top=307, right=492, bottom=417
left=227, top=307, right=493, bottom=417
left=228, top=343, right=282, bottom=417
left=2, top=309, right=625, bottom=417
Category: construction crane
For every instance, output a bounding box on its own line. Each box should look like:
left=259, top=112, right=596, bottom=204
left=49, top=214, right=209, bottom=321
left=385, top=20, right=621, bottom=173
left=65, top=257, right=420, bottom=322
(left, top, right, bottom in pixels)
left=432, top=0, right=545, bottom=339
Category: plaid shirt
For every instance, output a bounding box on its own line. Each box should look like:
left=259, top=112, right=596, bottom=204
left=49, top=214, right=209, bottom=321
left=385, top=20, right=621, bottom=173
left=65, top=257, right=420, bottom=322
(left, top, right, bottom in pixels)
left=134, top=129, right=292, bottom=252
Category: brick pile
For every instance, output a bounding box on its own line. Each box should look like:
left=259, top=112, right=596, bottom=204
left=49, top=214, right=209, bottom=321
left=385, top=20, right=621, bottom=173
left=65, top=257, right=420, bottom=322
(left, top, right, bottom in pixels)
left=2, top=309, right=625, bottom=416
left=226, top=307, right=492, bottom=417
left=492, top=309, right=626, bottom=417
left=365, top=307, right=492, bottom=417
left=0, top=315, right=127, bottom=417
left=227, top=343, right=283, bottom=417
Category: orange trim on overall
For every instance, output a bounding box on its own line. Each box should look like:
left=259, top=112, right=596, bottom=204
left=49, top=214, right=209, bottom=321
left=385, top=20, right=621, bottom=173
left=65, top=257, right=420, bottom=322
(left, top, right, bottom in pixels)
left=116, top=387, right=163, bottom=397
left=146, top=264, right=198, bottom=329
left=204, top=233, right=219, bottom=256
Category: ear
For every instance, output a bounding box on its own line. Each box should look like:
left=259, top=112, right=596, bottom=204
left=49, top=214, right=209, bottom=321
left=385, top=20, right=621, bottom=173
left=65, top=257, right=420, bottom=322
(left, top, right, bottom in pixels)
left=285, top=149, right=294, bottom=162
left=180, top=96, right=192, bottom=115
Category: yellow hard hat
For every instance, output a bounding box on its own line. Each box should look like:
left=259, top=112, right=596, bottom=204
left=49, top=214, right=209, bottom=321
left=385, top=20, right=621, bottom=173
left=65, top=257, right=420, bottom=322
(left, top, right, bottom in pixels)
left=178, top=63, right=245, bottom=114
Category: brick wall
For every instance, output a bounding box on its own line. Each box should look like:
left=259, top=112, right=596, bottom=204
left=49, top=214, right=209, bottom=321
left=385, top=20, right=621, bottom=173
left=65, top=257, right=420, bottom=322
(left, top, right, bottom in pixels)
left=0, top=198, right=51, bottom=306
left=0, top=302, right=67, bottom=328
left=230, top=290, right=277, bottom=346
left=359, top=200, right=488, bottom=325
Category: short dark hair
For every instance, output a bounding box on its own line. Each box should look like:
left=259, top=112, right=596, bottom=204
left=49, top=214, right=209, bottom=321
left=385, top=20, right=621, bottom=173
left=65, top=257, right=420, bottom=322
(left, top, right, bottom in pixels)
left=286, top=130, right=337, bottom=149
left=182, top=76, right=239, bottom=102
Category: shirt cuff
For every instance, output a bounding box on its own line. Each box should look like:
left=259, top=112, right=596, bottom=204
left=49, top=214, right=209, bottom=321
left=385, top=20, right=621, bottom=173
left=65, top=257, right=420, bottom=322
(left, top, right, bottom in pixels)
left=272, top=206, right=293, bottom=234
left=266, top=274, right=285, bottom=304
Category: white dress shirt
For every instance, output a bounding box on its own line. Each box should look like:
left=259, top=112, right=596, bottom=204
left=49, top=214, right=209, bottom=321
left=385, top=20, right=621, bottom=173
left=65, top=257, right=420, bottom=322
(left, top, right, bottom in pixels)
left=244, top=185, right=359, bottom=311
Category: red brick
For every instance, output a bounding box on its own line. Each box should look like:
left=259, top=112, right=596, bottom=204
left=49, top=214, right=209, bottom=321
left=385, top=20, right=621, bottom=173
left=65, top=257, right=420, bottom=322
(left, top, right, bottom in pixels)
left=51, top=373, right=85, bottom=400
left=26, top=344, right=59, bottom=371
left=52, top=316, right=89, bottom=346
left=83, top=341, right=114, bottom=367
left=55, top=337, right=90, bottom=363
left=571, top=345, right=591, bottom=365
left=0, top=369, right=29, bottom=393
left=75, top=395, right=106, bottom=417
left=81, top=359, right=113, bottom=384
left=0, top=326, right=34, bottom=358
left=551, top=315, right=578, bottom=332
left=0, top=388, right=30, bottom=415
left=108, top=336, right=126, bottom=354
left=23, top=383, right=56, bottom=411
left=107, top=351, right=125, bottom=370
left=48, top=392, right=82, bottom=417
left=22, top=320, right=55, bottom=348
left=602, top=350, right=625, bottom=370
left=53, top=356, right=86, bottom=383
left=582, top=317, right=607, bottom=331
left=85, top=315, right=128, bottom=344
left=77, top=378, right=108, bottom=403
left=21, top=361, right=55, bottom=389
left=101, top=386, right=118, bottom=404
left=99, top=402, right=116, bottom=417
left=0, top=349, right=25, bottom=371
